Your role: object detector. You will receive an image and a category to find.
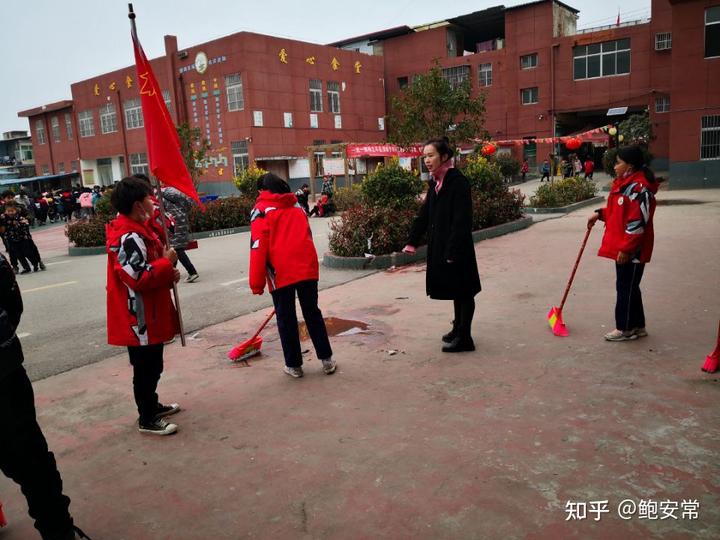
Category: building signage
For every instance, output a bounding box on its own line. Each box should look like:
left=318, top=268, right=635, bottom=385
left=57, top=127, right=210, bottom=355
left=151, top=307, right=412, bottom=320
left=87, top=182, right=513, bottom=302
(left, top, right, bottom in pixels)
left=179, top=54, right=227, bottom=74
left=346, top=144, right=423, bottom=158
left=194, top=52, right=208, bottom=74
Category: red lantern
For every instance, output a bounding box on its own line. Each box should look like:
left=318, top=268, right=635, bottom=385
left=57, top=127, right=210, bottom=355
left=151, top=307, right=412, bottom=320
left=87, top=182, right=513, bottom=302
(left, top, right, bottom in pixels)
left=481, top=143, right=497, bottom=156
left=565, top=137, right=582, bottom=151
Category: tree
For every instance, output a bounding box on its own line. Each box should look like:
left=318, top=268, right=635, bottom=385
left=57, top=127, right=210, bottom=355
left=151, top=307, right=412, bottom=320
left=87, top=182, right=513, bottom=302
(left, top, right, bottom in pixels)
left=387, top=63, right=488, bottom=149
left=177, top=122, right=211, bottom=189
left=619, top=111, right=653, bottom=146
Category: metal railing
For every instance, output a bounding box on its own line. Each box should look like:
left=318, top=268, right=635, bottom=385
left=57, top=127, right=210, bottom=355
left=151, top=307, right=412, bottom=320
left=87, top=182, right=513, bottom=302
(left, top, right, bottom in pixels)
left=575, top=18, right=651, bottom=35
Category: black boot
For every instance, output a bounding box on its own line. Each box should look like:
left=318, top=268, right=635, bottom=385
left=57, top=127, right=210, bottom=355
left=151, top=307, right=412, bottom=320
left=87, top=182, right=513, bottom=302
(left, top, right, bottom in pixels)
left=442, top=336, right=475, bottom=353
left=442, top=321, right=457, bottom=343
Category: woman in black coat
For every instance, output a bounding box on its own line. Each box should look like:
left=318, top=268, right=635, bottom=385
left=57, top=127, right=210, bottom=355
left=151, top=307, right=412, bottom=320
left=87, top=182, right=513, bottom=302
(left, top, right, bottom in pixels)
left=403, top=138, right=481, bottom=352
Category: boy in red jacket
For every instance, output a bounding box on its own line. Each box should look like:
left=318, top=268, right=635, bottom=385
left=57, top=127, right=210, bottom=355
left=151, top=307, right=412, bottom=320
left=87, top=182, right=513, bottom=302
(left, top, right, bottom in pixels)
left=249, top=173, right=335, bottom=378
left=106, top=177, right=181, bottom=435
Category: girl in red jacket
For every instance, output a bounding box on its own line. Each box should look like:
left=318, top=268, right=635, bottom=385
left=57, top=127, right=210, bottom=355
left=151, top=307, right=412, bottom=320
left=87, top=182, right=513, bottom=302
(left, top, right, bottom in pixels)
left=588, top=146, right=658, bottom=341
left=106, top=177, right=182, bottom=435
left=249, top=173, right=335, bottom=378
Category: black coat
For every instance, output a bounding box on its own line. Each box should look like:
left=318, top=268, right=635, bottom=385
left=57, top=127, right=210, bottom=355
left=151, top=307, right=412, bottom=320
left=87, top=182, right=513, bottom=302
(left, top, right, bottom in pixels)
left=407, top=168, right=481, bottom=300
left=0, top=252, right=24, bottom=381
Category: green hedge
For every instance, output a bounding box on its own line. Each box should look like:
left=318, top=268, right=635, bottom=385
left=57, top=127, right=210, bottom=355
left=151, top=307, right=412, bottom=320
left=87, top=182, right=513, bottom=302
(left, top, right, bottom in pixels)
left=528, top=176, right=597, bottom=208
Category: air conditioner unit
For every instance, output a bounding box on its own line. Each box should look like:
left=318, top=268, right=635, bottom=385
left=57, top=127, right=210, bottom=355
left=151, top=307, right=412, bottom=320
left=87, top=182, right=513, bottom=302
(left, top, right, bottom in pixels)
left=178, top=51, right=189, bottom=59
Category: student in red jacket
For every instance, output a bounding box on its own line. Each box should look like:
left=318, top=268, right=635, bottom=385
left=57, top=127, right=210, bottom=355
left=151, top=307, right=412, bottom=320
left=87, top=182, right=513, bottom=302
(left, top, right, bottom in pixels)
left=249, top=173, right=336, bottom=378
left=588, top=146, right=658, bottom=341
left=106, top=177, right=181, bottom=435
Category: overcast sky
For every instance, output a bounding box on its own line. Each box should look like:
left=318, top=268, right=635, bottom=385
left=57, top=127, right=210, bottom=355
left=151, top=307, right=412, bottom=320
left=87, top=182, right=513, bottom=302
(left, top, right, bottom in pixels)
left=3, top=0, right=650, bottom=132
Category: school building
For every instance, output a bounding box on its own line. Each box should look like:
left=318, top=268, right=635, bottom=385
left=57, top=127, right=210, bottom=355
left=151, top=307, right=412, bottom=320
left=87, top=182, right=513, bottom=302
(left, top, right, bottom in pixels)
left=18, top=0, right=720, bottom=191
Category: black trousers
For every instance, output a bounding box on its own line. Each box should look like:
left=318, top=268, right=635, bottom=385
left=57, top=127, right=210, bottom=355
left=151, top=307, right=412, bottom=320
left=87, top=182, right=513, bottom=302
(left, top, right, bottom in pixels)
left=9, top=239, right=39, bottom=271
left=175, top=248, right=197, bottom=275
left=127, top=344, right=164, bottom=425
left=0, top=367, right=74, bottom=539
left=540, top=172, right=550, bottom=182
left=271, top=280, right=332, bottom=367
left=615, top=263, right=646, bottom=332
left=453, top=297, right=476, bottom=340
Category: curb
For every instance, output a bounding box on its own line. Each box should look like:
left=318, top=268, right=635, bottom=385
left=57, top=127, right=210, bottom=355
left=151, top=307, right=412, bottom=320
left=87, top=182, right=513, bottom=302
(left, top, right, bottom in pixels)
left=322, top=216, right=533, bottom=270
left=524, top=195, right=605, bottom=214
left=68, top=226, right=251, bottom=256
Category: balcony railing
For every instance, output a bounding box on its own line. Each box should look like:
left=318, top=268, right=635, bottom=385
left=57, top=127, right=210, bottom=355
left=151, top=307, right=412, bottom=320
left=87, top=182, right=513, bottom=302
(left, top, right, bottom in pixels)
left=575, top=18, right=651, bottom=35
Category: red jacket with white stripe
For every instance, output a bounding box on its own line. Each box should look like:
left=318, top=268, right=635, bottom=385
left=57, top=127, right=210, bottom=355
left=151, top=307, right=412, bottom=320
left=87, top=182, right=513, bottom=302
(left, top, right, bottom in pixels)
left=106, top=214, right=179, bottom=346
left=597, top=170, right=658, bottom=263
left=249, top=191, right=319, bottom=294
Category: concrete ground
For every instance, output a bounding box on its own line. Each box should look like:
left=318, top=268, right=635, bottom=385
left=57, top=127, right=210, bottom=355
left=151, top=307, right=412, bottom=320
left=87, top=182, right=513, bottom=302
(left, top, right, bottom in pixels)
left=1, top=188, right=718, bottom=539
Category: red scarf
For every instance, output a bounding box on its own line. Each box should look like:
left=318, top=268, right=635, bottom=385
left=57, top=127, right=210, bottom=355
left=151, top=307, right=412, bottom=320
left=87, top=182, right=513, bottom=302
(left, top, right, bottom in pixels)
left=433, top=160, right=453, bottom=194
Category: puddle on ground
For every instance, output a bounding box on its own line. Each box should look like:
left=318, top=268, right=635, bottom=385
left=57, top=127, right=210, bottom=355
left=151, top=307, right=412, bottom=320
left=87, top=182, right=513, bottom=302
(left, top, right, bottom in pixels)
left=299, top=317, right=369, bottom=340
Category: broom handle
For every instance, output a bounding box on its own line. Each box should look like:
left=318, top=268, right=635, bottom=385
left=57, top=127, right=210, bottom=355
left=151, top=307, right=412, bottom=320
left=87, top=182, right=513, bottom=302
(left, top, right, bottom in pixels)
left=251, top=309, right=276, bottom=340
left=558, top=227, right=592, bottom=312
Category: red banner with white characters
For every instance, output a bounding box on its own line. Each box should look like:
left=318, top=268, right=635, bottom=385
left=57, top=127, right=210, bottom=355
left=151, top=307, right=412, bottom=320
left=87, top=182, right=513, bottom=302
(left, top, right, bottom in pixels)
left=346, top=144, right=424, bottom=158
left=474, top=125, right=613, bottom=146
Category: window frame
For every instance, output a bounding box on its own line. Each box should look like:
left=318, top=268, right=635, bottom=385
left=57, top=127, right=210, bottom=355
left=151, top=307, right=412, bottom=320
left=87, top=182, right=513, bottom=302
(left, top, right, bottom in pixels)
left=309, top=79, right=323, bottom=113
left=478, top=63, right=492, bottom=87
left=705, top=6, right=720, bottom=59
left=35, top=119, right=46, bottom=144
left=100, top=103, right=118, bottom=134
left=50, top=116, right=61, bottom=142
left=124, top=99, right=143, bottom=130
left=129, top=152, right=149, bottom=175
left=655, top=95, right=670, bottom=113
left=78, top=110, right=95, bottom=138
left=520, top=53, right=538, bottom=70
left=231, top=140, right=249, bottom=174
left=573, top=39, right=631, bottom=80
left=441, top=65, right=471, bottom=89
left=225, top=74, right=244, bottom=112
left=700, top=114, right=720, bottom=160
left=327, top=81, right=341, bottom=114
left=520, top=87, right=539, bottom=105
left=65, top=112, right=73, bottom=139
left=655, top=32, right=672, bottom=51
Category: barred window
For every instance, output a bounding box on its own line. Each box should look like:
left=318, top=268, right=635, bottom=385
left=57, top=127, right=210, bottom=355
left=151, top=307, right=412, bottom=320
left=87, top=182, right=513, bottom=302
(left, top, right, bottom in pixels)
left=520, top=53, right=538, bottom=69
left=574, top=39, right=631, bottom=80
left=309, top=79, right=323, bottom=112
left=655, top=32, right=672, bottom=51
left=100, top=103, right=118, bottom=134
left=78, top=110, right=95, bottom=137
left=441, top=65, right=470, bottom=88
left=124, top=99, right=143, bottom=130
left=226, top=74, right=244, bottom=111
left=130, top=152, right=149, bottom=175
left=701, top=115, right=720, bottom=160
left=35, top=119, right=46, bottom=144
left=478, top=63, right=492, bottom=87
left=51, top=116, right=61, bottom=142
left=57, top=162, right=65, bottom=174
left=231, top=140, right=249, bottom=174
left=65, top=113, right=73, bottom=139
left=655, top=95, right=670, bottom=113
left=521, top=87, right=539, bottom=105
left=327, top=81, right=340, bottom=114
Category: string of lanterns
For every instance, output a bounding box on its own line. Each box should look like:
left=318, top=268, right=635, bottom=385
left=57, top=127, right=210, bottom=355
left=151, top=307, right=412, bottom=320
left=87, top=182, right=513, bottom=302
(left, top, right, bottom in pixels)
left=477, top=124, right=616, bottom=157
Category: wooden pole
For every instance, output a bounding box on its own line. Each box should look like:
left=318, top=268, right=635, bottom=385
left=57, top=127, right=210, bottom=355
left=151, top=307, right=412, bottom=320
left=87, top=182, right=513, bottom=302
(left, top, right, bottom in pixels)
left=308, top=147, right=316, bottom=201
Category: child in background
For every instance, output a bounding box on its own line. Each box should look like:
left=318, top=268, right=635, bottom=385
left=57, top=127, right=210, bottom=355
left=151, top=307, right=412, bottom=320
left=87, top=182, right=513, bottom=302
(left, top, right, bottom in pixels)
left=1, top=201, right=45, bottom=273
left=249, top=173, right=336, bottom=378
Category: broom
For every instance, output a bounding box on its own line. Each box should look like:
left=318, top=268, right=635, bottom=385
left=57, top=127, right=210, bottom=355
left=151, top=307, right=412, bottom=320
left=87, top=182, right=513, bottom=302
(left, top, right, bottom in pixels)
left=701, top=320, right=720, bottom=373
left=548, top=227, right=592, bottom=337
left=0, top=500, right=6, bottom=527
left=227, top=309, right=276, bottom=362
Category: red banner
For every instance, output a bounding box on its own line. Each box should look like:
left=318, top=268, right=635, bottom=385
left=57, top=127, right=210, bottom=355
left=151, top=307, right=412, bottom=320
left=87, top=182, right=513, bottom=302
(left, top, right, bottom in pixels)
left=132, top=27, right=202, bottom=207
left=346, top=144, right=424, bottom=158
left=473, top=125, right=612, bottom=147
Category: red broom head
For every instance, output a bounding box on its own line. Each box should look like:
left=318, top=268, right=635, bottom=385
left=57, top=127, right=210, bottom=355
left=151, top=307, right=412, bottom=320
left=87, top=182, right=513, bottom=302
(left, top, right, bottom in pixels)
left=701, top=354, right=719, bottom=373
left=547, top=307, right=569, bottom=337
left=0, top=502, right=7, bottom=527
left=227, top=335, right=264, bottom=361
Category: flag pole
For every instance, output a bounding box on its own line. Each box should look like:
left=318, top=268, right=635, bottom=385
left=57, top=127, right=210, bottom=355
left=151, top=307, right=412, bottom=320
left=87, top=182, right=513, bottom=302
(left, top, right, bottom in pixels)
left=129, top=3, right=187, bottom=347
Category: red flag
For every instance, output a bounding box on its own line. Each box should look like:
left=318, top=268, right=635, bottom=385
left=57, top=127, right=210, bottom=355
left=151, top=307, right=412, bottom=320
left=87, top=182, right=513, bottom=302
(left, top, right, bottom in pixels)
left=131, top=27, right=203, bottom=207
left=616, top=10, right=620, bottom=26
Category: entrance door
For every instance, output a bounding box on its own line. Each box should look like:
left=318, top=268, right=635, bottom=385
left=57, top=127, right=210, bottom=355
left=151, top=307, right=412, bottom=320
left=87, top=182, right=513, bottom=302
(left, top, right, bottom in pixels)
left=97, top=158, right=113, bottom=186
left=523, top=139, right=537, bottom=168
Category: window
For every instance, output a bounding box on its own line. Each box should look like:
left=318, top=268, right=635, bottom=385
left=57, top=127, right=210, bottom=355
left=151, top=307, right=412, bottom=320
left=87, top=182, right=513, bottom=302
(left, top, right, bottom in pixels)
left=312, top=139, right=325, bottom=176
left=226, top=74, right=244, bottom=111
left=478, top=63, right=492, bottom=86
left=19, top=144, right=33, bottom=161
left=520, top=53, right=538, bottom=69
left=521, top=87, right=539, bottom=105
left=36, top=119, right=46, bottom=144
left=310, top=113, right=319, bottom=128
left=327, top=81, right=340, bottom=113
left=573, top=39, right=631, bottom=80
left=57, top=162, right=65, bottom=174
left=51, top=116, right=61, bottom=142
left=65, top=113, right=73, bottom=139
left=71, top=160, right=79, bottom=172
left=283, top=112, right=293, bottom=128
left=706, top=7, right=720, bottom=58
left=41, top=165, right=49, bottom=175
left=441, top=65, right=470, bottom=88
left=231, top=141, right=249, bottom=174
left=253, top=111, right=264, bottom=127
left=124, top=99, right=143, bottom=129
left=129, top=152, right=149, bottom=175
left=655, top=95, right=670, bottom=113
left=309, top=79, right=323, bottom=112
left=334, top=115, right=342, bottom=129
left=162, top=90, right=172, bottom=110
left=655, top=32, right=672, bottom=51
left=78, top=110, right=95, bottom=137
left=398, top=76, right=409, bottom=89
left=100, top=103, right=118, bottom=134
left=701, top=115, right=720, bottom=160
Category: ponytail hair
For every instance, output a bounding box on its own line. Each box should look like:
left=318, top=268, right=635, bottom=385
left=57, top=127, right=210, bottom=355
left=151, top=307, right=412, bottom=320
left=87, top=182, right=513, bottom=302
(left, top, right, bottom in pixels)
left=424, top=137, right=454, bottom=162
left=257, top=172, right=291, bottom=194
left=617, top=145, right=656, bottom=183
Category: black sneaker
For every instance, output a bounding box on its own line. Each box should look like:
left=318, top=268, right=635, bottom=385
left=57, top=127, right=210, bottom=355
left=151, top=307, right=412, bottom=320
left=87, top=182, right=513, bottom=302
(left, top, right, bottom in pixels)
left=39, top=261, right=46, bottom=270
left=442, top=336, right=476, bottom=353
left=138, top=418, right=177, bottom=435
left=155, top=402, right=181, bottom=419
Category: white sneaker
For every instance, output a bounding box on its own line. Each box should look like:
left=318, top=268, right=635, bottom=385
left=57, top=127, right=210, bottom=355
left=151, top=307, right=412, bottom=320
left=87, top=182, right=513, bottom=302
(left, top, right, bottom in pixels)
left=321, top=358, right=337, bottom=375
left=185, top=273, right=199, bottom=283
left=284, top=366, right=304, bottom=378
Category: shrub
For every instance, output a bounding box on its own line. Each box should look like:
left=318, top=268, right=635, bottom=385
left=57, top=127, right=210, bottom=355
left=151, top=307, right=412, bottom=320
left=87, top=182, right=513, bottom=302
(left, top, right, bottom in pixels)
left=360, top=158, right=423, bottom=209
left=94, top=192, right=115, bottom=222
left=462, top=154, right=505, bottom=197
left=328, top=203, right=421, bottom=257
left=66, top=218, right=107, bottom=247
left=529, top=176, right=597, bottom=208
left=189, top=196, right=255, bottom=232
left=494, top=154, right=521, bottom=181
left=333, top=184, right=364, bottom=211
left=472, top=189, right=525, bottom=231
left=233, top=165, right=268, bottom=199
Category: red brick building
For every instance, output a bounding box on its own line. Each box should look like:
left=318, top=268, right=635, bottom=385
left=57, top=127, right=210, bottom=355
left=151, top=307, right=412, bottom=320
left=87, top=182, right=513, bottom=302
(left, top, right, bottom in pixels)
left=19, top=0, right=720, bottom=191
